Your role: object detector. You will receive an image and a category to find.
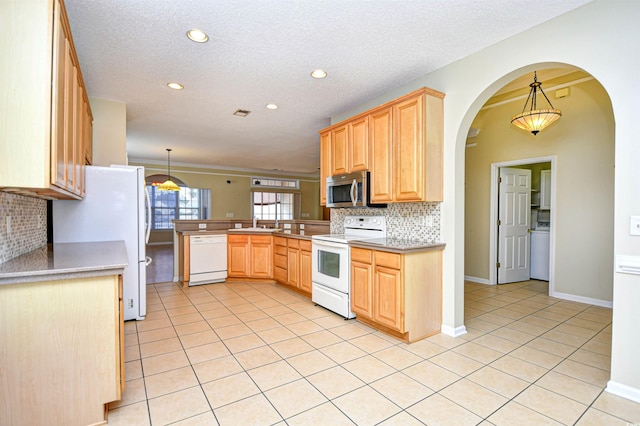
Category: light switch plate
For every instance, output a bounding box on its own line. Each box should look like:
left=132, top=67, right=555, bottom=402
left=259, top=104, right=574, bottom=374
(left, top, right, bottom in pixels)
left=631, top=216, right=640, bottom=236
left=198, top=223, right=206, bottom=229
left=226, top=212, right=234, bottom=218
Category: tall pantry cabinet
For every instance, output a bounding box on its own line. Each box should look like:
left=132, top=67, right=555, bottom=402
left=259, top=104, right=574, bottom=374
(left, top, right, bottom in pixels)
left=0, top=0, right=93, bottom=200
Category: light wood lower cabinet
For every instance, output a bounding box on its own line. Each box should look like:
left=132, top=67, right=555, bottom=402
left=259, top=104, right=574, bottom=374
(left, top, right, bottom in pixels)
left=0, top=274, right=124, bottom=426
left=350, top=247, right=442, bottom=342
left=273, top=236, right=312, bottom=297
left=227, top=234, right=273, bottom=279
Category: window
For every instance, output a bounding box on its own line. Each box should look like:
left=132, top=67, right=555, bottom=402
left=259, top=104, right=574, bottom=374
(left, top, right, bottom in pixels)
left=251, top=177, right=299, bottom=189
left=147, top=186, right=210, bottom=229
left=252, top=192, right=295, bottom=220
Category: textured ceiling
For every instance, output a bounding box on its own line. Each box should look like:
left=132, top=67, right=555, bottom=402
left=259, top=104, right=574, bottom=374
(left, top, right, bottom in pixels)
left=64, top=0, right=593, bottom=175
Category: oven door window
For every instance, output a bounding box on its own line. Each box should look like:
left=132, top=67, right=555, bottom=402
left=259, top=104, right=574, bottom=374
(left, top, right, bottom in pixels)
left=318, top=250, right=341, bottom=278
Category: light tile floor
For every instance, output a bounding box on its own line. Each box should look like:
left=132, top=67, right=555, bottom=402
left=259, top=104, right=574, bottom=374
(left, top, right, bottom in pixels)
left=109, top=279, right=640, bottom=425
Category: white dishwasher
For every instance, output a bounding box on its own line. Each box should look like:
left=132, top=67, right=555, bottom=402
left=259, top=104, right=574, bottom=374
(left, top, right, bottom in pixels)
left=189, top=234, right=227, bottom=286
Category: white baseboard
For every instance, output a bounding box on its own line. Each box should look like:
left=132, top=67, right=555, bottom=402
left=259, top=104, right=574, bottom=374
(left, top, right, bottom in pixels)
left=606, top=380, right=640, bottom=403
left=550, top=290, right=613, bottom=308
left=464, top=275, right=493, bottom=285
left=441, top=324, right=467, bottom=337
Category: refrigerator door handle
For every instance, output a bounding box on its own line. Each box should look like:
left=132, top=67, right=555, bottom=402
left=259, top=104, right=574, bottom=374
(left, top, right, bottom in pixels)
left=144, top=186, right=152, bottom=244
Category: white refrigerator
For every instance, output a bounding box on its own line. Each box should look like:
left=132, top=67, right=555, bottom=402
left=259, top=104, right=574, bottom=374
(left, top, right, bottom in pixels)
left=53, top=165, right=151, bottom=320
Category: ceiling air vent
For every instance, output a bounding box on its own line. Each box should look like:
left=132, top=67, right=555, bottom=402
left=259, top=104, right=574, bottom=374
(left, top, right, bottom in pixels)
left=233, top=109, right=251, bottom=117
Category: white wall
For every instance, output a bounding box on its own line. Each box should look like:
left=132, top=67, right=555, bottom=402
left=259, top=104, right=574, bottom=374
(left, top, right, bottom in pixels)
left=332, top=0, right=640, bottom=401
left=90, top=98, right=127, bottom=166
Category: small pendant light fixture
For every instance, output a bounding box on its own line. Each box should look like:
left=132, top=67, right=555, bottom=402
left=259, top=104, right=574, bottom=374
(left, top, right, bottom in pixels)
left=511, top=71, right=562, bottom=135
left=157, top=148, right=180, bottom=191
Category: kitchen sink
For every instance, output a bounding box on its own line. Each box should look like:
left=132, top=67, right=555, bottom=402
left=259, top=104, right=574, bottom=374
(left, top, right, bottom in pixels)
left=228, top=227, right=281, bottom=233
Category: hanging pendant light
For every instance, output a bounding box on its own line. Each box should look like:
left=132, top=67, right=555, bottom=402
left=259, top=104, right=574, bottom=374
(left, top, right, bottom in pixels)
left=157, top=148, right=180, bottom=191
left=511, top=71, right=562, bottom=135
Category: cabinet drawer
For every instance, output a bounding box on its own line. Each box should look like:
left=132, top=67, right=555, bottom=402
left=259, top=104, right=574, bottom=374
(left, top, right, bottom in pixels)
left=251, top=235, right=272, bottom=244
left=274, top=236, right=288, bottom=247
left=274, top=245, right=287, bottom=256
left=299, top=240, right=312, bottom=251
left=274, top=253, right=287, bottom=269
left=374, top=251, right=401, bottom=269
left=287, top=238, right=300, bottom=249
left=351, top=247, right=372, bottom=264
left=228, top=234, right=249, bottom=243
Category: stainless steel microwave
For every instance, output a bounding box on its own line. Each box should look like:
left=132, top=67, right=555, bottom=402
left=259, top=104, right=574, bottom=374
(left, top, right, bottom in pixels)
left=326, top=171, right=387, bottom=208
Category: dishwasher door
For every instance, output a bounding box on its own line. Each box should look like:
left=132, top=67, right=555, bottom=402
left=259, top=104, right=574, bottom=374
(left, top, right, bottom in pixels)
left=189, top=234, right=228, bottom=285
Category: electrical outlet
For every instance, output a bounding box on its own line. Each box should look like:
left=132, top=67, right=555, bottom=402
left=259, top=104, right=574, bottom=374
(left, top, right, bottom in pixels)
left=422, top=216, right=433, bottom=227
left=198, top=223, right=206, bottom=229
left=631, top=216, right=640, bottom=236
left=234, top=223, right=242, bottom=229
left=6, top=216, right=11, bottom=234
left=301, top=213, right=310, bottom=218
left=226, top=212, right=234, bottom=218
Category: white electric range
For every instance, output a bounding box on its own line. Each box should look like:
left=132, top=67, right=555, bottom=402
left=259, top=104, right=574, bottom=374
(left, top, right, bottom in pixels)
left=311, top=216, right=387, bottom=318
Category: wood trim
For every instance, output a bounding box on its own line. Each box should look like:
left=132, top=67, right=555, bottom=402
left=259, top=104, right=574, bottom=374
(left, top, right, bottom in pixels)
left=318, top=87, right=444, bottom=135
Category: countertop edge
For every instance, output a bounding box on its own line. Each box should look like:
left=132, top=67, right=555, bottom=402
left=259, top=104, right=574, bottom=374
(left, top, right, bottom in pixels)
left=349, top=241, right=446, bottom=253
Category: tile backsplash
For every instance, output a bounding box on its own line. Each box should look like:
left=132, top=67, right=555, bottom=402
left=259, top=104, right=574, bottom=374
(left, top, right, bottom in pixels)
left=0, top=192, right=47, bottom=263
left=330, top=202, right=441, bottom=241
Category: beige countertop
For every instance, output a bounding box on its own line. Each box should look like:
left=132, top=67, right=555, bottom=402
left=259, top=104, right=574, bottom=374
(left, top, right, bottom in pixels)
left=0, top=241, right=128, bottom=285
left=349, top=238, right=446, bottom=254
left=177, top=230, right=228, bottom=236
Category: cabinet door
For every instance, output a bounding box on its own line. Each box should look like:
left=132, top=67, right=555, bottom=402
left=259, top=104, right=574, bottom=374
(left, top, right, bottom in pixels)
left=320, top=131, right=331, bottom=206
left=351, top=260, right=373, bottom=318
left=349, top=116, right=368, bottom=172
left=393, top=94, right=424, bottom=202
left=228, top=236, right=249, bottom=277
left=369, top=107, right=393, bottom=203
left=51, top=5, right=68, bottom=189
left=287, top=247, right=299, bottom=287
left=331, top=124, right=349, bottom=175
left=250, top=237, right=273, bottom=278
left=299, top=248, right=312, bottom=294
left=373, top=265, right=403, bottom=331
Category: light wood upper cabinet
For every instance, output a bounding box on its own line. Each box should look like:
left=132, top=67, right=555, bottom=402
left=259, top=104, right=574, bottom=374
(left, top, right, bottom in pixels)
left=319, top=87, right=444, bottom=204
left=349, top=116, right=369, bottom=172
left=0, top=0, right=92, bottom=200
left=394, top=95, right=424, bottom=202
left=368, top=107, right=393, bottom=203
left=331, top=124, right=349, bottom=175
left=320, top=131, right=331, bottom=205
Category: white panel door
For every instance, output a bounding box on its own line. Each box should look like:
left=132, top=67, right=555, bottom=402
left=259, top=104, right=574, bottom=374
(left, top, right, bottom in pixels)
left=498, top=167, right=531, bottom=283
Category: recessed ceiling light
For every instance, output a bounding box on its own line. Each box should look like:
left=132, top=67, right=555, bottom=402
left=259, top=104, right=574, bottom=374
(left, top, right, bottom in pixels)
left=186, top=29, right=209, bottom=43
left=311, top=69, right=327, bottom=79
left=167, top=82, right=184, bottom=90
left=266, top=104, right=278, bottom=110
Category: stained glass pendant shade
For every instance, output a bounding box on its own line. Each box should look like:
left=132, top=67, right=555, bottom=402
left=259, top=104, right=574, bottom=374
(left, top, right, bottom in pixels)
left=511, top=71, right=562, bottom=135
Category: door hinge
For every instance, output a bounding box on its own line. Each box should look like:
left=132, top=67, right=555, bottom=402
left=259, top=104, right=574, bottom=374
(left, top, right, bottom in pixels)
left=496, top=262, right=501, bottom=268
left=498, top=176, right=502, bottom=183
left=497, top=219, right=501, bottom=226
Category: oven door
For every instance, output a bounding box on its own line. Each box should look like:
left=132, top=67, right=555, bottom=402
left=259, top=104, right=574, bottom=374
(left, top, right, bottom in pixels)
left=312, top=240, right=350, bottom=293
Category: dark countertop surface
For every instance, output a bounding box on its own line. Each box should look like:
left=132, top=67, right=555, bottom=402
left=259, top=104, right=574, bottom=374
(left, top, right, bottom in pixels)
left=0, top=241, right=128, bottom=285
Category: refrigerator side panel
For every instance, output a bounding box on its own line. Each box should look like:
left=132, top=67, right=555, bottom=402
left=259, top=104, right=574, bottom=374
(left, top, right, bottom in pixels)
left=53, top=166, right=145, bottom=320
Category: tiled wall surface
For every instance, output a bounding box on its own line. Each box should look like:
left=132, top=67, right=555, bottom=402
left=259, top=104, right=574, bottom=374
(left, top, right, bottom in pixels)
left=330, top=202, right=441, bottom=241
left=0, top=192, right=47, bottom=263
